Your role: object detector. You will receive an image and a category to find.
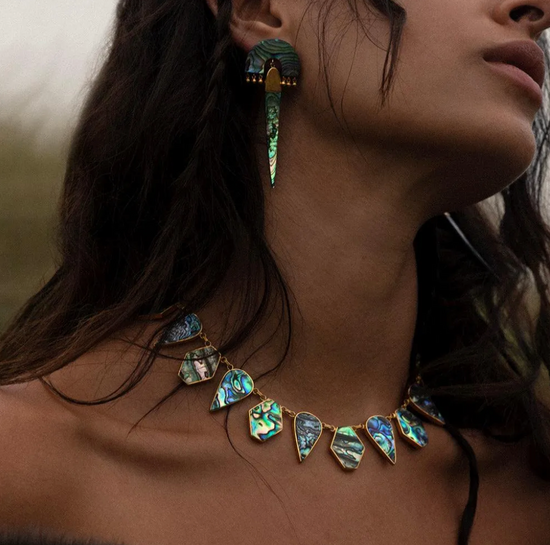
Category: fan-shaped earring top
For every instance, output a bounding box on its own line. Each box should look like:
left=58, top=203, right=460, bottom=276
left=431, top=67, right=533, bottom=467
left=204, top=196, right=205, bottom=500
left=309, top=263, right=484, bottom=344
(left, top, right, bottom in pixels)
left=245, top=38, right=301, bottom=85
left=245, top=39, right=301, bottom=188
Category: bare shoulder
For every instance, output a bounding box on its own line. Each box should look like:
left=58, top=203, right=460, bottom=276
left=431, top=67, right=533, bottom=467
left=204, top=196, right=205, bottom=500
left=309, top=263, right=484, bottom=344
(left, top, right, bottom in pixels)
left=0, top=380, right=81, bottom=465
left=0, top=381, right=83, bottom=529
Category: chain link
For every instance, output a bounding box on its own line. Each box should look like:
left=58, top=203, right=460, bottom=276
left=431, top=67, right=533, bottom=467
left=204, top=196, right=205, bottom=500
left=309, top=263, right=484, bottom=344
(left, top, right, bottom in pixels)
left=196, top=332, right=419, bottom=433
left=252, top=388, right=268, bottom=402
left=244, top=385, right=410, bottom=434
left=199, top=333, right=212, bottom=347
left=280, top=406, right=297, bottom=418
left=322, top=422, right=337, bottom=432
left=220, top=356, right=234, bottom=370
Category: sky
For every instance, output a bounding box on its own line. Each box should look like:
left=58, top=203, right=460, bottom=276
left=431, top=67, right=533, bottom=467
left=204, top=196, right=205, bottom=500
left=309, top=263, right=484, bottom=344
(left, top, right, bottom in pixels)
left=0, top=0, right=116, bottom=140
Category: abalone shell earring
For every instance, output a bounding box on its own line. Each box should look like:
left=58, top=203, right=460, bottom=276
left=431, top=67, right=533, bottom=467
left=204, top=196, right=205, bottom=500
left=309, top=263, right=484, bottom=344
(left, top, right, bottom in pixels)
left=245, top=38, right=301, bottom=188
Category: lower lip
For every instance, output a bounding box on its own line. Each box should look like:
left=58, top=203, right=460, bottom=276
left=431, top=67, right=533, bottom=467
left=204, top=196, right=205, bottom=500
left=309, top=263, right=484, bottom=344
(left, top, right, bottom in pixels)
left=485, top=61, right=543, bottom=106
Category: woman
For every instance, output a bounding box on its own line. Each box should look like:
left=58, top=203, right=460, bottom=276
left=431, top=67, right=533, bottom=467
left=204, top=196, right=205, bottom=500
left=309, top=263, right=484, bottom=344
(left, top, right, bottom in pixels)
left=0, top=0, right=549, bottom=543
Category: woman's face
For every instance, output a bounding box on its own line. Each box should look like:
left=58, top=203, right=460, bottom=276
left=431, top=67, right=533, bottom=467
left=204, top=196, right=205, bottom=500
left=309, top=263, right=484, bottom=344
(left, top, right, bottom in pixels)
left=283, top=0, right=550, bottom=210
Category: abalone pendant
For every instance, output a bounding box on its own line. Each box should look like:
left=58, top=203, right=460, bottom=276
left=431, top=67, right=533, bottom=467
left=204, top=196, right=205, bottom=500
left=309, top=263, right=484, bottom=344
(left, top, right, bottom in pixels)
left=294, top=412, right=323, bottom=463
left=178, top=346, right=220, bottom=385
left=210, top=369, right=254, bottom=411
left=249, top=399, right=283, bottom=442
left=408, top=383, right=445, bottom=425
left=395, top=408, right=428, bottom=448
left=365, top=416, right=396, bottom=464
left=330, top=426, right=365, bottom=471
left=265, top=89, right=281, bottom=188
left=157, top=313, right=202, bottom=347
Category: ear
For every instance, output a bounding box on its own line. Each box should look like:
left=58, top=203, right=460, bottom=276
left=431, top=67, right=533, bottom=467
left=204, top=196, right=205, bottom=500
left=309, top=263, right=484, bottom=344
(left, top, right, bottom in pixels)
left=204, top=0, right=297, bottom=53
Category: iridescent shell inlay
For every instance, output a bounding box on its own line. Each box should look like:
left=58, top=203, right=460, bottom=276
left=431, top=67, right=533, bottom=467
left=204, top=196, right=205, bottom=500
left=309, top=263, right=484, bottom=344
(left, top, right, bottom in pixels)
left=409, top=383, right=445, bottom=425
left=366, top=416, right=396, bottom=464
left=158, top=313, right=202, bottom=346
left=249, top=399, right=283, bottom=442
left=245, top=38, right=301, bottom=78
left=210, top=369, right=254, bottom=411
left=294, top=412, right=323, bottom=462
left=330, top=426, right=365, bottom=470
left=178, top=346, right=220, bottom=385
left=265, top=91, right=281, bottom=188
left=396, top=408, right=428, bottom=448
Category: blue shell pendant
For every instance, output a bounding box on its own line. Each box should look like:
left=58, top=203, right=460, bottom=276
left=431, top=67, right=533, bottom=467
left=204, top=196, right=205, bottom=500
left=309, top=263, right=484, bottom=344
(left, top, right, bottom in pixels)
left=210, top=369, right=255, bottom=411
left=294, top=412, right=323, bottom=463
left=365, top=416, right=397, bottom=464
left=157, top=313, right=202, bottom=347
left=408, top=383, right=446, bottom=426
left=395, top=408, right=429, bottom=448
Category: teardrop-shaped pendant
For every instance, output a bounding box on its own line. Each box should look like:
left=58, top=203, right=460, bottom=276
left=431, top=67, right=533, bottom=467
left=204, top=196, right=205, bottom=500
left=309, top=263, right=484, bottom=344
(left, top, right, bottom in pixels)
left=408, top=383, right=445, bottom=426
left=395, top=408, right=428, bottom=448
left=178, top=346, right=220, bottom=385
left=158, top=313, right=202, bottom=347
left=294, top=412, right=323, bottom=463
left=330, top=426, right=365, bottom=471
left=365, top=416, right=396, bottom=464
left=210, top=369, right=254, bottom=411
left=249, top=399, right=283, bottom=442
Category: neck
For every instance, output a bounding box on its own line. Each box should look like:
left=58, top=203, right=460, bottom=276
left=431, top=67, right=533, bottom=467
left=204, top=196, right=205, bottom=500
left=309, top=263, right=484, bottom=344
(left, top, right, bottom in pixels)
left=206, top=102, right=436, bottom=424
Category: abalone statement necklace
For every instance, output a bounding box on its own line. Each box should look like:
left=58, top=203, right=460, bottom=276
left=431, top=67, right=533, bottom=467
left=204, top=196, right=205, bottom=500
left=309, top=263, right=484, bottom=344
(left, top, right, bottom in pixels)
left=150, top=309, right=446, bottom=471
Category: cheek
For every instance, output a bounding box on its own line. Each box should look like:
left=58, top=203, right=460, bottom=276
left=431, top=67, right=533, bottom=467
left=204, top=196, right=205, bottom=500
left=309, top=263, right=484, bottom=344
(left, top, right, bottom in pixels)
left=297, top=9, right=393, bottom=135
left=404, top=56, right=537, bottom=205
left=297, top=0, right=539, bottom=208
left=328, top=38, right=538, bottom=206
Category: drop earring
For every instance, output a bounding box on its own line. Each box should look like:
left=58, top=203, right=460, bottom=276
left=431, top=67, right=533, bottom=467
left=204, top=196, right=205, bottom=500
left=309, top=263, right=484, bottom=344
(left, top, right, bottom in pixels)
left=245, top=38, right=301, bottom=188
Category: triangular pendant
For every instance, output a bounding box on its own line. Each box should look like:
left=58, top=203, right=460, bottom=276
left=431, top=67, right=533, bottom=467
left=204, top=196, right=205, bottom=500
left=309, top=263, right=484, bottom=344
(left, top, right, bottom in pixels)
left=365, top=416, right=396, bottom=464
left=158, top=313, right=202, bottom=347
left=294, top=412, right=323, bottom=463
left=178, top=346, right=220, bottom=385
left=330, top=426, right=365, bottom=470
left=249, top=399, right=283, bottom=442
left=210, top=369, right=254, bottom=412
left=395, top=408, right=428, bottom=448
left=408, top=383, right=445, bottom=426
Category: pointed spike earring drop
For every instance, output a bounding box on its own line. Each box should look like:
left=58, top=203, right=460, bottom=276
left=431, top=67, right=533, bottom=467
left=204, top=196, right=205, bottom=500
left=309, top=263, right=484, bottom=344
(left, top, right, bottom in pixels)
left=245, top=39, right=301, bottom=188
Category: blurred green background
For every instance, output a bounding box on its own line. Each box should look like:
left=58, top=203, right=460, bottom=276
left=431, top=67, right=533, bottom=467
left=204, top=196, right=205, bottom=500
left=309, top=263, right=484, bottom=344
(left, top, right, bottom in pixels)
left=0, top=124, right=66, bottom=328
left=0, top=0, right=114, bottom=330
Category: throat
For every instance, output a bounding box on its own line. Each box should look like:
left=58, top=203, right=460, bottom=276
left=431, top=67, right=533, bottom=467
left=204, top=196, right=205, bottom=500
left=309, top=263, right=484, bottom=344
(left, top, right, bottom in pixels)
left=219, top=244, right=420, bottom=425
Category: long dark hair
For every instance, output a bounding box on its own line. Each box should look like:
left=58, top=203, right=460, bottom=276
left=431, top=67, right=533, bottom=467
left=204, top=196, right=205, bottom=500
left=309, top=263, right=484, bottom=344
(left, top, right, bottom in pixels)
left=1, top=0, right=550, bottom=525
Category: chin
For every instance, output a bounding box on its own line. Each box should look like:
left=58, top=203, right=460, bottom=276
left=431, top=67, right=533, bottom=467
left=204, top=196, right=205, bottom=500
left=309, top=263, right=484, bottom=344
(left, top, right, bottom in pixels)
left=430, top=138, right=537, bottom=213
left=442, top=112, right=537, bottom=204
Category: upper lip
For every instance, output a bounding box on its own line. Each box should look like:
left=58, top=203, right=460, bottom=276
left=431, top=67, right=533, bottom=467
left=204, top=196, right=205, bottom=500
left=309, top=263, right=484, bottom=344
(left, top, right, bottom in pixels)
left=483, top=40, right=546, bottom=88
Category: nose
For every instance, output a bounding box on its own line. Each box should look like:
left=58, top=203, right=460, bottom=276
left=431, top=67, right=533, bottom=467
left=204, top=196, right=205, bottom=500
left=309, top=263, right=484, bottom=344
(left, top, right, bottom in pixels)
left=494, top=1, right=550, bottom=40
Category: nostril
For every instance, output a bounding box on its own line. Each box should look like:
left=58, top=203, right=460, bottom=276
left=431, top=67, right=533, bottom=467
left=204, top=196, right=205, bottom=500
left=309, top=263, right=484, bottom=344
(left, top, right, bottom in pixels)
left=510, top=5, right=545, bottom=22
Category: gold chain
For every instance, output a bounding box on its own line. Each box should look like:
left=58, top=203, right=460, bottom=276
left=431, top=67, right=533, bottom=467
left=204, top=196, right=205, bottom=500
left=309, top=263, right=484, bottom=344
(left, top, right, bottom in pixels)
left=249, top=377, right=412, bottom=434
left=198, top=332, right=416, bottom=434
